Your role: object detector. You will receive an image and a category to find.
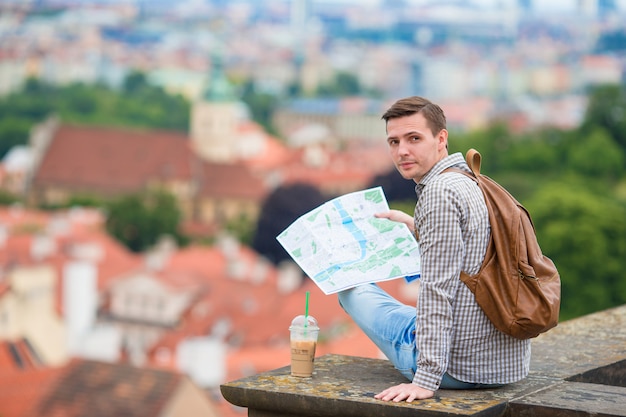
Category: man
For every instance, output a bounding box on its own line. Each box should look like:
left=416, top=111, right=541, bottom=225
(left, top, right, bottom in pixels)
left=337, top=96, right=530, bottom=402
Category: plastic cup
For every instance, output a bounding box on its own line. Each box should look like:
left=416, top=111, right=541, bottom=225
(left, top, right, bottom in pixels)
left=289, top=315, right=319, bottom=377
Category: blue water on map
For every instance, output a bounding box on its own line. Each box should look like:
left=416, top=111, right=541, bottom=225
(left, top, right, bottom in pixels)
left=404, top=274, right=420, bottom=283
left=313, top=200, right=367, bottom=283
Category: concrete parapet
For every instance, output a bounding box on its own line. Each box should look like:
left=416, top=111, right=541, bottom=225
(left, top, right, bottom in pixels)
left=221, top=305, right=626, bottom=417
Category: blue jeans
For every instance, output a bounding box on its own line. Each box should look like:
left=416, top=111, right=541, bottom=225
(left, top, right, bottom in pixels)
left=337, top=283, right=504, bottom=390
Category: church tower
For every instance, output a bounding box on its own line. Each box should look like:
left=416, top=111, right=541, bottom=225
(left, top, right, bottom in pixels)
left=190, top=51, right=241, bottom=163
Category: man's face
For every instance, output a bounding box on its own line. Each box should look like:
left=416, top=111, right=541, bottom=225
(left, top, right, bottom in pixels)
left=386, top=112, right=448, bottom=183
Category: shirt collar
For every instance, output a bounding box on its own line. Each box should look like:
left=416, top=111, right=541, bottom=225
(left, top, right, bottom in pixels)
left=414, top=152, right=466, bottom=197
left=421, top=152, right=466, bottom=185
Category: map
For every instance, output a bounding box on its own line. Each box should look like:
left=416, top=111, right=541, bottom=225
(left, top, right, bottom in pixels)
left=276, top=187, right=421, bottom=295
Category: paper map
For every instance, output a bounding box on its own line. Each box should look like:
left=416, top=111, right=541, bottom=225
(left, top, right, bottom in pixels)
left=276, top=187, right=421, bottom=295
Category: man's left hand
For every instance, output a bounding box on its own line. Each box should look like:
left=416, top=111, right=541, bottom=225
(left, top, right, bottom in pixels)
left=374, top=383, right=435, bottom=403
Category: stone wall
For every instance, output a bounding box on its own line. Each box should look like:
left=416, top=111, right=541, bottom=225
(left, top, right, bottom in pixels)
left=221, top=304, right=626, bottom=417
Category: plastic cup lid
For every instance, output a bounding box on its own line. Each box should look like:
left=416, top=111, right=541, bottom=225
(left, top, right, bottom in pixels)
left=289, top=315, right=319, bottom=330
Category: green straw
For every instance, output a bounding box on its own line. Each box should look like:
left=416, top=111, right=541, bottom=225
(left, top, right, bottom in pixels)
left=304, top=291, right=310, bottom=335
left=305, top=291, right=310, bottom=319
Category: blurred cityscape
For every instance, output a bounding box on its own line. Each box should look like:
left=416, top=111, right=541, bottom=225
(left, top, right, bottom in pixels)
left=0, top=0, right=625, bottom=416
left=2, top=0, right=626, bottom=129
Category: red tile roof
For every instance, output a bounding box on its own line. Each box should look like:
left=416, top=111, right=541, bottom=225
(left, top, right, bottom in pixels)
left=0, top=351, right=221, bottom=417
left=0, top=234, right=35, bottom=267
left=0, top=282, right=9, bottom=297
left=0, top=365, right=60, bottom=417
left=0, top=339, right=43, bottom=374
left=23, top=359, right=184, bottom=417
left=33, top=124, right=193, bottom=194
left=144, top=243, right=285, bottom=355
left=0, top=338, right=58, bottom=417
left=32, top=123, right=270, bottom=205
left=198, top=160, right=267, bottom=201
left=237, top=123, right=293, bottom=171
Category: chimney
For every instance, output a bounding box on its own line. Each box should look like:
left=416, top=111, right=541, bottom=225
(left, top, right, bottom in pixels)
left=0, top=224, right=7, bottom=249
left=63, top=261, right=98, bottom=354
left=177, top=337, right=227, bottom=388
left=277, top=261, right=303, bottom=294
left=144, top=235, right=177, bottom=271
left=30, top=233, right=57, bottom=261
left=217, top=233, right=239, bottom=260
left=218, top=233, right=247, bottom=280
left=250, top=257, right=270, bottom=285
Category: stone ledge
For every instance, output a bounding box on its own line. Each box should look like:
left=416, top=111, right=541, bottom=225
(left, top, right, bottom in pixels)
left=508, top=380, right=626, bottom=417
left=221, top=305, right=626, bottom=417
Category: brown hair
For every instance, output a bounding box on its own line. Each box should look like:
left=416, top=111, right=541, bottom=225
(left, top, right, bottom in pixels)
left=381, top=96, right=447, bottom=136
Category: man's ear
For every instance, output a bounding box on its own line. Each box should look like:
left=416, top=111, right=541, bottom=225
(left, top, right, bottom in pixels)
left=438, top=129, right=449, bottom=150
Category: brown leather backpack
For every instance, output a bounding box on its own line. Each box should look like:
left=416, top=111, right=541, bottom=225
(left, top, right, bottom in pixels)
left=447, top=149, right=561, bottom=339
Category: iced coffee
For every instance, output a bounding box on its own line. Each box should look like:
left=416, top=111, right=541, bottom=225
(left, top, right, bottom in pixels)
left=289, top=315, right=319, bottom=377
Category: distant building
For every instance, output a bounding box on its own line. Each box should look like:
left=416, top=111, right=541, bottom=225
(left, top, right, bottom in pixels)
left=0, top=263, right=67, bottom=366
left=273, top=97, right=387, bottom=146
left=190, top=52, right=246, bottom=164
left=24, top=115, right=268, bottom=233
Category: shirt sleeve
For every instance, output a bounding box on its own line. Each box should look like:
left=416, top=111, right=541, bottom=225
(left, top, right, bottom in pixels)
left=412, top=180, right=465, bottom=391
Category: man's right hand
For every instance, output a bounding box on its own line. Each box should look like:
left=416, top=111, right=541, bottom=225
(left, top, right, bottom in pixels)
left=375, top=210, right=415, bottom=233
left=374, top=382, right=435, bottom=403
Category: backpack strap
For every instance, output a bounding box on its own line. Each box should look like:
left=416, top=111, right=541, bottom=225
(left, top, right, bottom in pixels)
left=442, top=148, right=482, bottom=180
left=465, top=148, right=482, bottom=177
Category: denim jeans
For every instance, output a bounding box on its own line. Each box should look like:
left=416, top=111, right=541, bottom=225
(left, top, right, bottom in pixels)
left=337, top=283, right=504, bottom=390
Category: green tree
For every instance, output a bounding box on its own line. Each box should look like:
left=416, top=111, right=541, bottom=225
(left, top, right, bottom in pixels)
left=123, top=70, right=150, bottom=94
left=452, top=119, right=626, bottom=320
left=0, top=189, right=20, bottom=205
left=315, top=71, right=376, bottom=97
left=105, top=189, right=187, bottom=253
left=581, top=84, right=626, bottom=152
left=526, top=181, right=626, bottom=320
left=62, top=83, right=99, bottom=116
left=450, top=122, right=513, bottom=174
left=240, top=80, right=280, bottom=135
left=0, top=118, right=32, bottom=159
left=224, top=213, right=256, bottom=246
left=501, top=127, right=567, bottom=174
left=3, top=93, right=54, bottom=121
left=1, top=74, right=190, bottom=136
left=22, top=77, right=54, bottom=96
left=566, top=127, right=625, bottom=180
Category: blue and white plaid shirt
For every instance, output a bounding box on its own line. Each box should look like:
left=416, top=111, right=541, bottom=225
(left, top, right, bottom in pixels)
left=412, top=153, right=531, bottom=391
